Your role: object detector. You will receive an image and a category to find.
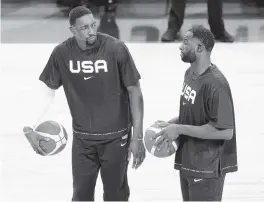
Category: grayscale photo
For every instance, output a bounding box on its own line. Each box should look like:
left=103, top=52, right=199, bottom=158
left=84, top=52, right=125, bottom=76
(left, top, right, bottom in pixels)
left=1, top=0, right=264, bottom=201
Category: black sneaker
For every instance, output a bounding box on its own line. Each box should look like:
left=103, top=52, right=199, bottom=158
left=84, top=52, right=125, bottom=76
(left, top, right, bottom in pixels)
left=214, top=31, right=235, bottom=43
left=161, top=29, right=181, bottom=42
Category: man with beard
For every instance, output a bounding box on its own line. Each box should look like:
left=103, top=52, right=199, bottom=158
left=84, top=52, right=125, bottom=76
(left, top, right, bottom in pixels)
left=153, top=26, right=238, bottom=201
left=23, top=6, right=145, bottom=202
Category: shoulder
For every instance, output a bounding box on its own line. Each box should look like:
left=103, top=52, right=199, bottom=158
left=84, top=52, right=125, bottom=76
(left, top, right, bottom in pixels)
left=98, top=32, right=127, bottom=53
left=208, top=65, right=231, bottom=93
left=51, top=37, right=73, bottom=56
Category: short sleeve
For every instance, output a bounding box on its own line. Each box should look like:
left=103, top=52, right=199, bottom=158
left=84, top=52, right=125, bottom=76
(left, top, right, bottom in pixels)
left=39, top=47, right=62, bottom=89
left=208, top=87, right=234, bottom=129
left=117, top=42, right=141, bottom=87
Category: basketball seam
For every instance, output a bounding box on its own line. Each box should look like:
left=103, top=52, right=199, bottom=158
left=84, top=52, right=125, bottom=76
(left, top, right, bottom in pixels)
left=48, top=121, right=62, bottom=144
left=42, top=121, right=63, bottom=144
left=46, top=121, right=60, bottom=135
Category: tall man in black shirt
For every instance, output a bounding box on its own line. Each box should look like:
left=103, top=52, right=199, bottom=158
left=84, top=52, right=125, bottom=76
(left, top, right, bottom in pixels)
left=23, top=6, right=145, bottom=201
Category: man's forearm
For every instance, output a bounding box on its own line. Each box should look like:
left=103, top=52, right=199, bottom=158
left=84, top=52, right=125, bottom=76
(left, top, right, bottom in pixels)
left=168, top=116, right=179, bottom=124
left=128, top=84, right=144, bottom=139
left=26, top=83, right=55, bottom=129
left=177, top=123, right=233, bottom=140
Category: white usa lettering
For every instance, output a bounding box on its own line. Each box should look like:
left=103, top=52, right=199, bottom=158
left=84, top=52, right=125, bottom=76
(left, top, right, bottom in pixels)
left=181, top=82, right=196, bottom=104
left=69, top=60, right=108, bottom=73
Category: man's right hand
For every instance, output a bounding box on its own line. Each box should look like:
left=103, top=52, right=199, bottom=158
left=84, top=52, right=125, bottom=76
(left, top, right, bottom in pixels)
left=23, top=126, right=50, bottom=156
left=155, top=120, right=171, bottom=128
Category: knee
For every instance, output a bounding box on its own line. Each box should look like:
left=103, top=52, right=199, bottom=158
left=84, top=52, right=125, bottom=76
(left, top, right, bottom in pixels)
left=103, top=184, right=130, bottom=201
left=72, top=176, right=97, bottom=201
left=72, top=184, right=95, bottom=201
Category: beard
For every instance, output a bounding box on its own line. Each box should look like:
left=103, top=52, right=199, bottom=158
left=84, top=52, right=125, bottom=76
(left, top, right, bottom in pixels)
left=181, top=51, right=196, bottom=63
left=86, top=34, right=97, bottom=45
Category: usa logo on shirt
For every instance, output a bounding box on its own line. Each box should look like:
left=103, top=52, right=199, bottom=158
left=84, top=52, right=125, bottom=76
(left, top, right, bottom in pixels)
left=69, top=60, right=108, bottom=80
left=181, top=82, right=196, bottom=104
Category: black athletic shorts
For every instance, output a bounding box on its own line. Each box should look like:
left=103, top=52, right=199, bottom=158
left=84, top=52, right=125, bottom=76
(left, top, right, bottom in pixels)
left=71, top=131, right=131, bottom=201
left=179, top=170, right=226, bottom=201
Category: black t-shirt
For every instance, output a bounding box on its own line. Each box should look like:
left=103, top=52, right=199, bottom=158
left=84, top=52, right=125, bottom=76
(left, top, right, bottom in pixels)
left=174, top=64, right=238, bottom=178
left=39, top=33, right=140, bottom=139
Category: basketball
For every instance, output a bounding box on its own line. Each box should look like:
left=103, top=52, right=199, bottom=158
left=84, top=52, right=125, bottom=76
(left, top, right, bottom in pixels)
left=34, top=120, right=68, bottom=156
left=144, top=123, right=178, bottom=158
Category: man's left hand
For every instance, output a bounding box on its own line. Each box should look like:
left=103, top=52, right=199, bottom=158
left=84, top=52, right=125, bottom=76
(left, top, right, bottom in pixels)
left=128, top=138, right=146, bottom=169
left=152, top=124, right=181, bottom=149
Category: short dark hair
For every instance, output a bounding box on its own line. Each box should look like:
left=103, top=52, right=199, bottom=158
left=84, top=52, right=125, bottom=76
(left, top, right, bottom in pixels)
left=69, top=6, right=92, bottom=26
left=188, top=25, right=215, bottom=52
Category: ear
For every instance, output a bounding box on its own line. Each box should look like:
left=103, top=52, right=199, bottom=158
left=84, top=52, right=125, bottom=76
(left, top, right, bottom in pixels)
left=196, top=44, right=204, bottom=53
left=69, top=26, right=75, bottom=35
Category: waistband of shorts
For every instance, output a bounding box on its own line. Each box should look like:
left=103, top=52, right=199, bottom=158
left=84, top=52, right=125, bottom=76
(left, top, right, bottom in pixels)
left=174, top=163, right=237, bottom=178
left=174, top=163, right=219, bottom=178
left=73, top=124, right=132, bottom=140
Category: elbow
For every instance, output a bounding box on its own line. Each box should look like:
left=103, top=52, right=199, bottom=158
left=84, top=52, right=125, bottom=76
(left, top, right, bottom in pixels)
left=127, top=84, right=143, bottom=101
left=138, top=92, right=144, bottom=102
left=225, top=134, right=233, bottom=140
left=224, top=129, right=234, bottom=140
left=132, top=93, right=144, bottom=109
left=128, top=90, right=143, bottom=103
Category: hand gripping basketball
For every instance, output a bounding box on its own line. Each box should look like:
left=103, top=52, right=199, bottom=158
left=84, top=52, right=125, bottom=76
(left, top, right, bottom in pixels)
left=144, top=123, right=178, bottom=158
left=23, top=126, right=50, bottom=156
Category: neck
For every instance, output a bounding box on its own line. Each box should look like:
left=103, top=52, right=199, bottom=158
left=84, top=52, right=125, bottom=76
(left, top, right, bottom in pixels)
left=191, top=55, right=211, bottom=76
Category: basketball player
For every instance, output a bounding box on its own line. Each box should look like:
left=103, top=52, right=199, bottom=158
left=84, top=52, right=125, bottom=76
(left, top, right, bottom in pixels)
left=23, top=6, right=145, bottom=201
left=153, top=26, right=238, bottom=201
